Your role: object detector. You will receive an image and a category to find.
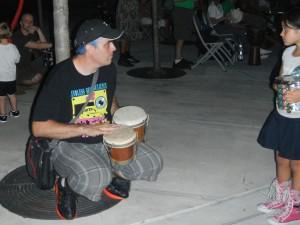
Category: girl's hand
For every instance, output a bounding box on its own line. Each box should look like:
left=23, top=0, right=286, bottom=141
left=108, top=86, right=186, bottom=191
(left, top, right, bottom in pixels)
left=273, top=76, right=283, bottom=91
left=286, top=89, right=300, bottom=103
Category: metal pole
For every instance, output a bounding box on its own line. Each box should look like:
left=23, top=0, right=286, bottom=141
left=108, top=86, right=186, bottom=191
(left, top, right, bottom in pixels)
left=37, top=0, right=44, bottom=30
left=53, top=0, right=70, bottom=63
left=152, top=0, right=160, bottom=71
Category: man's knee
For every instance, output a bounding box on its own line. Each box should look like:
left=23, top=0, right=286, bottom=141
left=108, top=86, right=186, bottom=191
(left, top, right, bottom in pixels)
left=68, top=166, right=112, bottom=202
left=118, top=145, right=163, bottom=180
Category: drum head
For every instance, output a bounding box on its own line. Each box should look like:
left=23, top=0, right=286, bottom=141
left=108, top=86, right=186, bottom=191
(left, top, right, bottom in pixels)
left=103, top=125, right=136, bottom=147
left=113, top=106, right=147, bottom=127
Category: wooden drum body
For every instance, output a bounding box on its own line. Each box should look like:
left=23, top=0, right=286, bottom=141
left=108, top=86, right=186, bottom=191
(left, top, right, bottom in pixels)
left=103, top=126, right=136, bottom=165
left=113, top=106, right=149, bottom=142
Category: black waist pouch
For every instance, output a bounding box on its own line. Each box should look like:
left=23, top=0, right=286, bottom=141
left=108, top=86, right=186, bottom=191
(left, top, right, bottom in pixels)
left=25, top=136, right=56, bottom=190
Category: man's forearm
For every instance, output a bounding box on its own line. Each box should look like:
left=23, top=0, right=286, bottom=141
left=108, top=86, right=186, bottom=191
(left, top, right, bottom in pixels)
left=32, top=120, right=85, bottom=139
left=32, top=119, right=120, bottom=140
left=36, top=28, right=47, bottom=42
left=25, top=41, right=52, bottom=50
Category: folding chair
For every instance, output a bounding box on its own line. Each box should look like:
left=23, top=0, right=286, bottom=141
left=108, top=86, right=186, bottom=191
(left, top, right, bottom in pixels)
left=201, top=11, right=238, bottom=62
left=192, top=12, right=235, bottom=71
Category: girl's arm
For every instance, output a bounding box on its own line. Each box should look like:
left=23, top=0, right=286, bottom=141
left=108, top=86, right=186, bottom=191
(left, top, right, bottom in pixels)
left=272, top=65, right=283, bottom=91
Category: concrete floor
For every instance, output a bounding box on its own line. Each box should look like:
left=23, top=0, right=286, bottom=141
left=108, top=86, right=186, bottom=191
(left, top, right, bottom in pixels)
left=0, top=39, right=279, bottom=225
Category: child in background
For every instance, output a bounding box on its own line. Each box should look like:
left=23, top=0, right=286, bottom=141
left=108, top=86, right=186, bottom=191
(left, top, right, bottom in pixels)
left=257, top=7, right=300, bottom=225
left=0, top=22, right=20, bottom=123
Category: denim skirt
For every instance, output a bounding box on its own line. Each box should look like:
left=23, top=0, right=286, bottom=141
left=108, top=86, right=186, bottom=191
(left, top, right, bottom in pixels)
left=257, top=110, right=300, bottom=160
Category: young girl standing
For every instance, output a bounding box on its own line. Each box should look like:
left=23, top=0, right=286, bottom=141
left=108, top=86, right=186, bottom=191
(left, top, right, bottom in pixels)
left=0, top=22, right=20, bottom=123
left=257, top=7, right=300, bottom=225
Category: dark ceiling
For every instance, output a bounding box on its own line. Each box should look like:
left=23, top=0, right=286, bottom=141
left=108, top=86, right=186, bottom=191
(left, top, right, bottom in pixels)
left=1, top=0, right=117, bottom=35
left=1, top=0, right=113, bottom=23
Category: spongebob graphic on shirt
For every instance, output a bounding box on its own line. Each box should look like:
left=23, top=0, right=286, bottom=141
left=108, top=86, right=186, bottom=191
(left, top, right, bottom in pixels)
left=70, top=82, right=108, bottom=124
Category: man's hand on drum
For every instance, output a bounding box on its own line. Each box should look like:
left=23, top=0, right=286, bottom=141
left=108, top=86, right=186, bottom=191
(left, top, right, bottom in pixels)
left=286, top=89, right=300, bottom=103
left=80, top=123, right=121, bottom=138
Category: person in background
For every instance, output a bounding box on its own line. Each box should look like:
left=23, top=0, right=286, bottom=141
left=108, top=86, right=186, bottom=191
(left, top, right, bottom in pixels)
left=116, top=0, right=142, bottom=67
left=12, top=13, right=52, bottom=86
left=0, top=22, right=20, bottom=123
left=208, top=0, right=272, bottom=58
left=207, top=0, right=228, bottom=26
left=172, top=0, right=197, bottom=70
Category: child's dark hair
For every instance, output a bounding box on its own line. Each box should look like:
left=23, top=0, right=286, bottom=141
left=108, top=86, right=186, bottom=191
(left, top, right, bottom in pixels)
left=282, top=7, right=300, bottom=29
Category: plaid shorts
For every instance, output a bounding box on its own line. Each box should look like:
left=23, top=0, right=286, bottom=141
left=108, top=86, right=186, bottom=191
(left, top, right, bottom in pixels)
left=51, top=141, right=163, bottom=201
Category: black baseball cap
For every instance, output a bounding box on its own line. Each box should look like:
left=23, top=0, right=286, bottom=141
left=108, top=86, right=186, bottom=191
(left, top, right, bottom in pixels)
left=74, top=19, right=123, bottom=48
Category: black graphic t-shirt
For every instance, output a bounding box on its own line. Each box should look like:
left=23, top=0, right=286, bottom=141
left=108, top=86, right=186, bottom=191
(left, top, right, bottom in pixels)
left=32, top=58, right=116, bottom=144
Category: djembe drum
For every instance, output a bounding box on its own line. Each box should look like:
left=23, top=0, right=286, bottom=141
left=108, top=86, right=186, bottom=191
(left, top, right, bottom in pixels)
left=103, top=125, right=137, bottom=165
left=113, top=106, right=149, bottom=142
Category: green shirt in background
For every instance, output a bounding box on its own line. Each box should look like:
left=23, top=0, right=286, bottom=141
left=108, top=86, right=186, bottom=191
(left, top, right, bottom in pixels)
left=222, top=0, right=235, bottom=14
left=175, top=0, right=196, bottom=10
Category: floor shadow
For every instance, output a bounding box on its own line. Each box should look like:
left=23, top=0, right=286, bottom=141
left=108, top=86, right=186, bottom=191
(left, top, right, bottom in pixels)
left=0, top=166, right=120, bottom=220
